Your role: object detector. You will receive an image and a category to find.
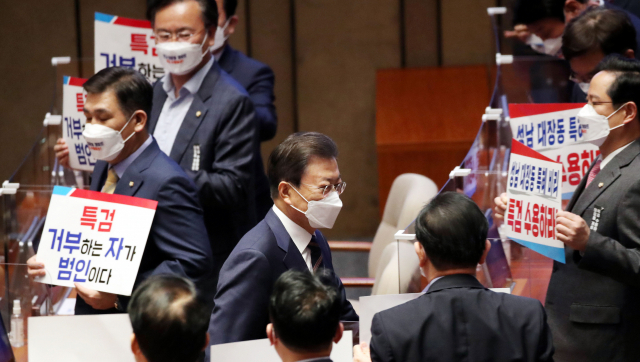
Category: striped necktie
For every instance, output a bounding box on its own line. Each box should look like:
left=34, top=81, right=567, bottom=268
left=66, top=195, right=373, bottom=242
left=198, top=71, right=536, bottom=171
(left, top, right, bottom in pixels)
left=585, top=158, right=602, bottom=188
left=101, top=168, right=119, bottom=194
left=308, top=235, right=323, bottom=272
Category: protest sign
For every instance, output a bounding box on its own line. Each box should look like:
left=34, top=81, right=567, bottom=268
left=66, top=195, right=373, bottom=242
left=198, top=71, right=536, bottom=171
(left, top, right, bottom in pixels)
left=62, top=76, right=96, bottom=171
left=509, top=104, right=599, bottom=200
left=505, top=139, right=565, bottom=263
left=94, top=12, right=164, bottom=82
left=36, top=186, right=157, bottom=296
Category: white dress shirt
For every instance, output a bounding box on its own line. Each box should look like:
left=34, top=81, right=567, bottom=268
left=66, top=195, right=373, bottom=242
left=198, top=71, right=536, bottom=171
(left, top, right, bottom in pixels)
left=421, top=276, right=443, bottom=293
left=600, top=141, right=634, bottom=170
left=154, top=57, right=214, bottom=155
left=272, top=205, right=314, bottom=271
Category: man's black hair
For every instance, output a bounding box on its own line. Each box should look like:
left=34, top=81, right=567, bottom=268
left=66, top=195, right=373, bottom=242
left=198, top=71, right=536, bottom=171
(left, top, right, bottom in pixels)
left=267, top=132, right=338, bottom=198
left=222, top=0, right=238, bottom=18
left=563, top=8, right=637, bottom=61
left=147, top=0, right=219, bottom=28
left=414, top=192, right=488, bottom=270
left=513, top=0, right=565, bottom=25
left=83, top=67, right=153, bottom=119
left=128, top=275, right=210, bottom=362
left=269, top=270, right=341, bottom=353
left=595, top=54, right=640, bottom=111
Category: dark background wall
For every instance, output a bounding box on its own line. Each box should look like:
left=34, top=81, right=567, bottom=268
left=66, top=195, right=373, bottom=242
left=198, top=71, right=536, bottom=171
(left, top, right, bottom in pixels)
left=0, top=0, right=499, bottom=239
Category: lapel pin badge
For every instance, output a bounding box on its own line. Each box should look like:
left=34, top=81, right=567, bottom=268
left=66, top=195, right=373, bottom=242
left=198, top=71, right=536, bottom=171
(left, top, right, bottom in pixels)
left=196, top=111, right=202, bottom=117
left=129, top=181, right=134, bottom=187
left=598, top=182, right=604, bottom=188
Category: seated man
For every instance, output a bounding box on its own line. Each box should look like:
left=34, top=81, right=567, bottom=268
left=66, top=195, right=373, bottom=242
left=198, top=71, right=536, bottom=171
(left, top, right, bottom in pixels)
left=28, top=67, right=214, bottom=314
left=267, top=270, right=343, bottom=362
left=363, top=192, right=554, bottom=362
left=207, top=132, right=357, bottom=351
left=129, top=275, right=210, bottom=362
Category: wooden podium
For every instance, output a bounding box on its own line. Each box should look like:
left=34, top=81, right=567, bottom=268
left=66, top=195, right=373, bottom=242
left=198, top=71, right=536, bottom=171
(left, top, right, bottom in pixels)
left=376, top=66, right=492, bottom=212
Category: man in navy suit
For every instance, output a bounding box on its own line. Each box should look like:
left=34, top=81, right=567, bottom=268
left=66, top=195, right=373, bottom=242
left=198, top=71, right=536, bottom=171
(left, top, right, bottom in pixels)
left=210, top=0, right=278, bottom=221
left=145, top=0, right=259, bottom=285
left=207, top=132, right=357, bottom=354
left=29, top=67, right=214, bottom=315
left=360, top=192, right=554, bottom=362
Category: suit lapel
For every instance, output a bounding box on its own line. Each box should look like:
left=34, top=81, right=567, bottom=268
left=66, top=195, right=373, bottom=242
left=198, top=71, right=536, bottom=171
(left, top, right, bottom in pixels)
left=113, top=140, right=161, bottom=197
left=265, top=209, right=311, bottom=272
left=90, top=161, right=110, bottom=191
left=148, top=82, right=168, bottom=134
left=571, top=140, right=640, bottom=215
left=314, top=231, right=332, bottom=269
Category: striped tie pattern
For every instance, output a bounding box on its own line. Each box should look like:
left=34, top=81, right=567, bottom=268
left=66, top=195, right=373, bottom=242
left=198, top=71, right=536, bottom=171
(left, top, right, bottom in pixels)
left=308, top=235, right=323, bottom=272
left=585, top=158, right=602, bottom=188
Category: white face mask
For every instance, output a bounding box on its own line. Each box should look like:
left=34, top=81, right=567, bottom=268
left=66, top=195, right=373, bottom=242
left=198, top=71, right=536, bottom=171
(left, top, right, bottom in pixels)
left=577, top=82, right=590, bottom=94
left=577, top=103, right=626, bottom=147
left=526, top=34, right=562, bottom=57
left=288, top=184, right=343, bottom=229
left=156, top=33, right=209, bottom=76
left=210, top=19, right=230, bottom=53
left=83, top=113, right=136, bottom=162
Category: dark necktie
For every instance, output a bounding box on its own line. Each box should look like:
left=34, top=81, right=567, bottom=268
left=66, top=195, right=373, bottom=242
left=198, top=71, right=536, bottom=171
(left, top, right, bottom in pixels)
left=585, top=158, right=602, bottom=188
left=308, top=235, right=323, bottom=272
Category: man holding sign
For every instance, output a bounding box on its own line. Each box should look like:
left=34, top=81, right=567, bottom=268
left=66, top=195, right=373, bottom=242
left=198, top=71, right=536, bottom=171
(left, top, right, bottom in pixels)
left=495, top=55, right=640, bottom=361
left=29, top=67, right=214, bottom=315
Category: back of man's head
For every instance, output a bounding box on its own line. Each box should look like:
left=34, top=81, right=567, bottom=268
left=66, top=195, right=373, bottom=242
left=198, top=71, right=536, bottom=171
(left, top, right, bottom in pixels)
left=514, top=0, right=565, bottom=25
left=415, top=192, right=488, bottom=270
left=268, top=270, right=342, bottom=354
left=128, top=275, right=210, bottom=362
left=83, top=66, right=153, bottom=119
left=563, top=8, right=637, bottom=61
left=595, top=54, right=640, bottom=110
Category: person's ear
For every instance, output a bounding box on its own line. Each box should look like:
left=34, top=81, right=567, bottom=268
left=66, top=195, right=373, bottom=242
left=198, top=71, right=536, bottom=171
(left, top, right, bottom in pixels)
left=564, top=0, right=585, bottom=19
left=279, top=182, right=293, bottom=205
left=622, top=102, right=638, bottom=125
left=625, top=49, right=635, bottom=59
left=226, top=15, right=239, bottom=37
left=479, top=240, right=492, bottom=265
left=132, top=111, right=147, bottom=132
left=333, top=322, right=344, bottom=344
left=131, top=333, right=141, bottom=356
left=267, top=323, right=276, bottom=346
left=414, top=242, right=427, bottom=269
left=206, top=26, right=216, bottom=47
left=202, top=333, right=210, bottom=352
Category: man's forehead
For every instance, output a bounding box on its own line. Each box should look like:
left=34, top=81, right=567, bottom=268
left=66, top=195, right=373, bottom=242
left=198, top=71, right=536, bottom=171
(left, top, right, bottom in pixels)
left=84, top=91, right=118, bottom=111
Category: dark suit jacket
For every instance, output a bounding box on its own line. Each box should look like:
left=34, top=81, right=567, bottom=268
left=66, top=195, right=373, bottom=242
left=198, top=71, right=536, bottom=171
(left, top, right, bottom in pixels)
left=207, top=209, right=358, bottom=348
left=75, top=139, right=214, bottom=315
left=370, top=274, right=554, bottom=362
left=545, top=139, right=640, bottom=361
left=218, top=44, right=276, bottom=220
left=148, top=62, right=258, bottom=255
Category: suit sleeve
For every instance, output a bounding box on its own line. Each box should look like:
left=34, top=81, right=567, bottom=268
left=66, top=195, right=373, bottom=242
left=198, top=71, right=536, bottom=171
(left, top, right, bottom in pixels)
left=579, top=180, right=640, bottom=286
left=334, top=272, right=359, bottom=321
left=536, top=303, right=555, bottom=362
left=370, top=313, right=395, bottom=362
left=208, top=249, right=272, bottom=345
left=247, top=65, right=277, bottom=142
left=149, top=175, right=214, bottom=300
left=189, top=96, right=257, bottom=209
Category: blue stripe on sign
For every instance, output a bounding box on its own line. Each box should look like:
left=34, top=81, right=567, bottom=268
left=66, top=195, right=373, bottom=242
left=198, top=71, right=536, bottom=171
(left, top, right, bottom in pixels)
left=52, top=186, right=73, bottom=196
left=510, top=237, right=566, bottom=263
left=95, top=12, right=115, bottom=23
left=562, top=192, right=574, bottom=200
left=63, top=76, right=69, bottom=85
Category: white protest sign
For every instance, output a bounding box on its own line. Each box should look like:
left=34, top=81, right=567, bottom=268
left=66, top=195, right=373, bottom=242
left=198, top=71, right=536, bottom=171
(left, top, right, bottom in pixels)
left=36, top=186, right=157, bottom=295
left=509, top=104, right=599, bottom=200
left=62, top=76, right=96, bottom=171
left=505, top=139, right=565, bottom=263
left=210, top=331, right=353, bottom=362
left=94, top=12, right=164, bottom=82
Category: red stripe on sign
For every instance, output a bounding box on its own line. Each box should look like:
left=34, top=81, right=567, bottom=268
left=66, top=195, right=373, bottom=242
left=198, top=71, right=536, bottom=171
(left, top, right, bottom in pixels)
left=511, top=138, right=559, bottom=163
left=67, top=77, right=87, bottom=87
left=113, top=16, right=152, bottom=29
left=509, top=103, right=585, bottom=119
left=70, top=189, right=158, bottom=210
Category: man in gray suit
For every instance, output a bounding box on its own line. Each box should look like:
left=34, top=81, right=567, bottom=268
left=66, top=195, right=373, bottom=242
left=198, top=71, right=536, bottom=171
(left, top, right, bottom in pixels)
left=145, top=0, right=258, bottom=285
left=495, top=54, right=640, bottom=361
left=267, top=270, right=342, bottom=362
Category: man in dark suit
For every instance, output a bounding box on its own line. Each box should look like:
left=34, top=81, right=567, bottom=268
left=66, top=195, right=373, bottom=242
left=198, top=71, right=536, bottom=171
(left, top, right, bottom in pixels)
left=366, top=192, right=554, bottom=362
left=146, top=0, right=258, bottom=283
left=207, top=132, right=357, bottom=354
left=267, top=271, right=343, bottom=362
left=495, top=55, right=640, bottom=361
left=210, top=0, right=278, bottom=221
left=29, top=67, right=214, bottom=315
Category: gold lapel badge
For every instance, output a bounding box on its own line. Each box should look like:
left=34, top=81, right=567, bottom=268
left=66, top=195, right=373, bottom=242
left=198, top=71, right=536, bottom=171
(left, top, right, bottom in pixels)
left=598, top=182, right=604, bottom=188
left=129, top=181, right=134, bottom=187
left=196, top=111, right=202, bottom=117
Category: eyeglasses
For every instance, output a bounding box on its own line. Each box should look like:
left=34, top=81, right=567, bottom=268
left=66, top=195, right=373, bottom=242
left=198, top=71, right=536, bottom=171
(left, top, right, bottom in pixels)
left=569, top=71, right=596, bottom=85
left=301, top=182, right=347, bottom=197
left=154, top=30, right=204, bottom=43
